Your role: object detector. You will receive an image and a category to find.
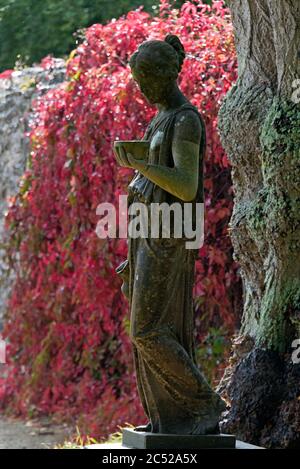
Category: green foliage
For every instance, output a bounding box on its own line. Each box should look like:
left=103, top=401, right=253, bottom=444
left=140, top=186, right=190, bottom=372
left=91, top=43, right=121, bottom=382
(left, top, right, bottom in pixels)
left=196, top=327, right=231, bottom=386
left=0, top=0, right=145, bottom=70
left=0, top=0, right=213, bottom=71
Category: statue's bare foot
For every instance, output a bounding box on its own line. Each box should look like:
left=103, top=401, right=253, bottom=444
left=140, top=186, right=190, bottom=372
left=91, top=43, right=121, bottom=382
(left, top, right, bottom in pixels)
left=189, top=415, right=220, bottom=435
left=190, top=397, right=226, bottom=435
left=134, top=422, right=152, bottom=432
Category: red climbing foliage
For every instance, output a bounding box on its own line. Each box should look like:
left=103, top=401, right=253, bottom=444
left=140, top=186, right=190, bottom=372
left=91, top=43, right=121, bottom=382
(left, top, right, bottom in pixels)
left=0, top=0, right=237, bottom=441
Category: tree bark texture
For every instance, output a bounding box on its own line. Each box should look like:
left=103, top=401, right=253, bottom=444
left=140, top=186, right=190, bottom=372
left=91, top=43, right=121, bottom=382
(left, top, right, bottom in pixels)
left=217, top=0, right=300, bottom=448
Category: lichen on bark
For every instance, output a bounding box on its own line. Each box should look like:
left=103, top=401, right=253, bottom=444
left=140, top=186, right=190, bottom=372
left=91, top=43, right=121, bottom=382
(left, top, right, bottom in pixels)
left=217, top=0, right=300, bottom=448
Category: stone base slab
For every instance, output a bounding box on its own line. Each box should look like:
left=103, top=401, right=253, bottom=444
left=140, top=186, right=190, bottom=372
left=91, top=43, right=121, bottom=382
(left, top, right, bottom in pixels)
left=121, top=428, right=236, bottom=449
left=84, top=440, right=263, bottom=449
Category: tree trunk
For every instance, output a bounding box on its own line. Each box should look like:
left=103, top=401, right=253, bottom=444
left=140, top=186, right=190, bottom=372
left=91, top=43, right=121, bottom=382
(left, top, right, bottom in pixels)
left=217, top=0, right=300, bottom=448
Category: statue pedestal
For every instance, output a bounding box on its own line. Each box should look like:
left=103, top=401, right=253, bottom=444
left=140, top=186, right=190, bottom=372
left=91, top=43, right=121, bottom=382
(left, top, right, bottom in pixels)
left=122, top=428, right=236, bottom=449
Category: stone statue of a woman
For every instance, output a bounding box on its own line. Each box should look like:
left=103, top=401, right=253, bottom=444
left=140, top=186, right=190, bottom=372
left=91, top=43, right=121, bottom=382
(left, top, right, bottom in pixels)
left=114, top=34, right=226, bottom=435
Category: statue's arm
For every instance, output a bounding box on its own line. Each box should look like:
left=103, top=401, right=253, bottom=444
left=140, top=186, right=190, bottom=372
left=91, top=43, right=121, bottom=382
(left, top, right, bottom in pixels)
left=126, top=110, right=202, bottom=201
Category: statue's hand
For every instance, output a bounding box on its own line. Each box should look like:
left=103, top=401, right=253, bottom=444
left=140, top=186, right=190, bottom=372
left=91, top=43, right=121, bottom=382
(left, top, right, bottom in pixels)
left=113, top=145, right=131, bottom=167
left=118, top=147, right=148, bottom=172
left=126, top=152, right=148, bottom=172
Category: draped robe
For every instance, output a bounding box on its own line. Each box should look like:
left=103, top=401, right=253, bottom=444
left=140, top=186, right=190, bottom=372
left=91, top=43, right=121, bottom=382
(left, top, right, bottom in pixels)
left=124, top=103, right=224, bottom=434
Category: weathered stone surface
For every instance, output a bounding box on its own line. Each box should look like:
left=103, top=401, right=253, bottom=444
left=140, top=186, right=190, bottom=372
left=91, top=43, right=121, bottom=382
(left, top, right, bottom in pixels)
left=0, top=59, right=65, bottom=328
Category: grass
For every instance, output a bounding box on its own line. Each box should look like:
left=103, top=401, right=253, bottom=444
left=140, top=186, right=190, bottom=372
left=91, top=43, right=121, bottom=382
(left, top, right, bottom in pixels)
left=54, top=422, right=136, bottom=449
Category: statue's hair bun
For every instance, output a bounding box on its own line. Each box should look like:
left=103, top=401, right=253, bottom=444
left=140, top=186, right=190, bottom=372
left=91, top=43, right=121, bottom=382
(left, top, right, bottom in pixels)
left=164, top=34, right=185, bottom=72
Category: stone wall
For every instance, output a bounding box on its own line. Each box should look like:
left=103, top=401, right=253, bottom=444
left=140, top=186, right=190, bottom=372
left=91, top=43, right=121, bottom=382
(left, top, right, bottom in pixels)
left=0, top=59, right=65, bottom=329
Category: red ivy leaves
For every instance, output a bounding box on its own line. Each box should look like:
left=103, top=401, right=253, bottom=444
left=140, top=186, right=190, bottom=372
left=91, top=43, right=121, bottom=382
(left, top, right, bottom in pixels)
left=0, top=1, right=238, bottom=442
left=0, top=69, right=14, bottom=79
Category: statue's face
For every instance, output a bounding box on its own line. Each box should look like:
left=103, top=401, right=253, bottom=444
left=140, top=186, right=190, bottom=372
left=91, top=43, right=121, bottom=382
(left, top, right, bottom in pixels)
left=132, top=67, right=172, bottom=105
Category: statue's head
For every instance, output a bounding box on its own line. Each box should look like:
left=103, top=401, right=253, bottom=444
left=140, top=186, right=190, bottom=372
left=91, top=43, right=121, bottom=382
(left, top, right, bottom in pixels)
left=129, top=34, right=185, bottom=104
